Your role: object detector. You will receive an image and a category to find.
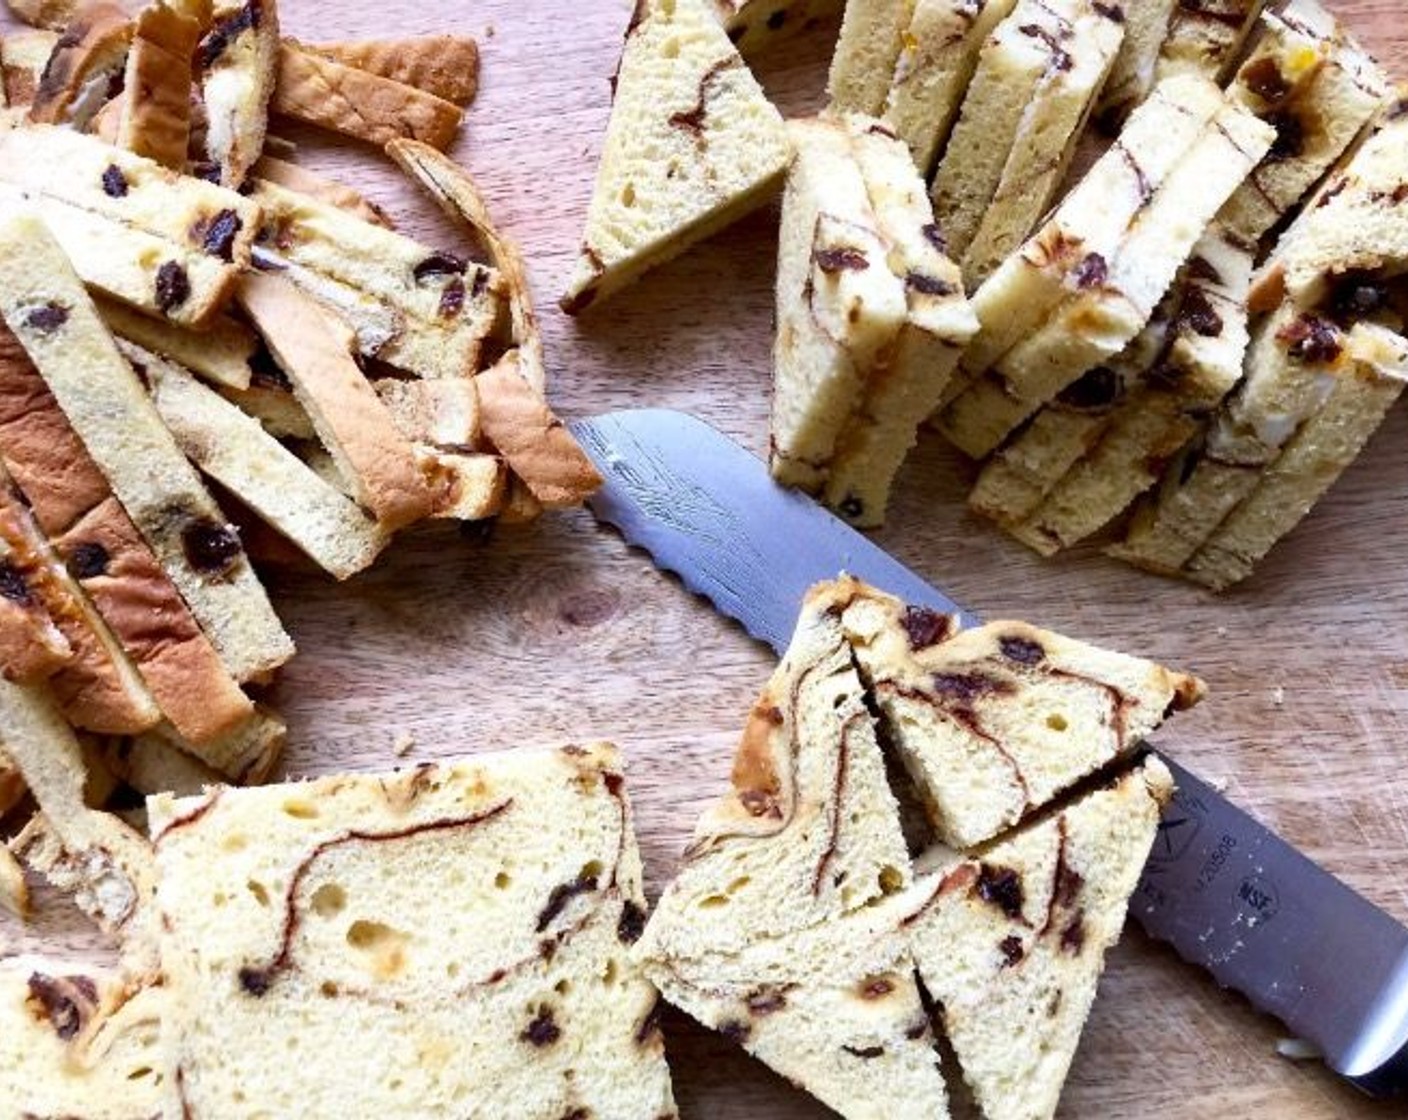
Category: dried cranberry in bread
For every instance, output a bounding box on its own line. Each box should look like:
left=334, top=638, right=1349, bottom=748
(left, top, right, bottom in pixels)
left=150, top=744, right=678, bottom=1119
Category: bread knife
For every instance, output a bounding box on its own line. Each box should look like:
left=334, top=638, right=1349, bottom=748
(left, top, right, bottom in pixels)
left=570, top=407, right=1408, bottom=1098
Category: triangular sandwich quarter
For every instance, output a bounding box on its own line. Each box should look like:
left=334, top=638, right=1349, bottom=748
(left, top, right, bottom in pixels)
left=560, top=0, right=791, bottom=314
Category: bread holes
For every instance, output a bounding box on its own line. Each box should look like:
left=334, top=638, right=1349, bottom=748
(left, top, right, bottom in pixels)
left=662, top=38, right=681, bottom=59
left=581, top=859, right=604, bottom=881
left=878, top=866, right=905, bottom=894
left=310, top=883, right=347, bottom=919
left=246, top=879, right=270, bottom=907
left=494, top=871, right=512, bottom=890
left=1046, top=714, right=1069, bottom=732
left=602, top=959, right=618, bottom=985
left=726, top=875, right=751, bottom=895
left=345, top=920, right=411, bottom=980
left=554, top=978, right=571, bottom=995
left=281, top=798, right=319, bottom=820
left=698, top=894, right=729, bottom=909
left=620, top=184, right=637, bottom=208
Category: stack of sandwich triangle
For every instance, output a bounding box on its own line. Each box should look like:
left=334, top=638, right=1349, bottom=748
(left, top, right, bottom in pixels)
left=633, top=576, right=1204, bottom=1120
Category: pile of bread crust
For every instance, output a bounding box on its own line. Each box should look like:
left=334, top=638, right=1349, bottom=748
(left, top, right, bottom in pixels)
left=636, top=577, right=1203, bottom=1120
left=0, top=0, right=602, bottom=836
left=564, top=0, right=1405, bottom=588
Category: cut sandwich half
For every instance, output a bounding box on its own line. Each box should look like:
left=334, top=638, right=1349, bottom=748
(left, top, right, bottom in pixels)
left=904, top=759, right=1175, bottom=1120
left=832, top=578, right=1203, bottom=849
left=560, top=0, right=790, bottom=314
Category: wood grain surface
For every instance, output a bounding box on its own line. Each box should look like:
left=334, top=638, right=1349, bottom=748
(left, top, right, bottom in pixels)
left=2, top=1, right=1407, bottom=1116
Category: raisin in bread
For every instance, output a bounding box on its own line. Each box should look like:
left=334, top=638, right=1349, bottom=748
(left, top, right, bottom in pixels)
left=831, top=578, right=1202, bottom=848
left=881, top=0, right=1019, bottom=176
left=0, top=959, right=166, bottom=1120
left=823, top=116, right=978, bottom=527
left=150, top=744, right=678, bottom=1120
left=770, top=115, right=908, bottom=493
left=904, top=759, right=1175, bottom=1120
left=560, top=0, right=789, bottom=314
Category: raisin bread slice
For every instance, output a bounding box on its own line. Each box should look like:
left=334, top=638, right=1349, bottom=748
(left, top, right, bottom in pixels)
left=1093, top=0, right=1176, bottom=125
left=560, top=0, right=789, bottom=314
left=150, top=744, right=678, bottom=1120
left=823, top=116, right=978, bottom=527
left=1154, top=0, right=1266, bottom=88
left=931, top=0, right=1124, bottom=282
left=0, top=212, right=293, bottom=683
left=114, top=0, right=202, bottom=169
left=834, top=578, right=1202, bottom=848
left=904, top=759, right=1174, bottom=1120
left=198, top=0, right=279, bottom=187
left=995, top=226, right=1256, bottom=553
left=881, top=0, right=1019, bottom=176
left=713, top=1, right=842, bottom=59
left=95, top=295, right=257, bottom=391
left=0, top=959, right=167, bottom=1120
left=937, top=90, right=1273, bottom=458
left=0, top=516, right=71, bottom=684
left=1108, top=300, right=1356, bottom=574
left=827, top=0, right=912, bottom=115
left=1184, top=321, right=1408, bottom=589
left=1219, top=0, right=1389, bottom=245
left=644, top=582, right=911, bottom=960
left=770, top=115, right=908, bottom=493
left=25, top=1, right=131, bottom=128
left=636, top=888, right=949, bottom=1120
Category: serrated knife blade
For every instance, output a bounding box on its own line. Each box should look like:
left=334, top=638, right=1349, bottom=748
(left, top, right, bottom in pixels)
left=571, top=407, right=1408, bottom=1096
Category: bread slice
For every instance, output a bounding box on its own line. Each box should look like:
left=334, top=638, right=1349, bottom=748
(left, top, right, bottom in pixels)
left=150, top=743, right=678, bottom=1119
left=95, top=295, right=257, bottom=391
left=386, top=139, right=547, bottom=393
left=957, top=1, right=1125, bottom=287
left=989, top=226, right=1256, bottom=553
left=637, top=888, right=950, bottom=1120
left=273, top=39, right=463, bottom=149
left=417, top=447, right=509, bottom=520
left=0, top=750, right=25, bottom=816
left=253, top=154, right=395, bottom=228
left=114, top=0, right=202, bottom=169
left=141, top=344, right=390, bottom=578
left=0, top=677, right=158, bottom=956
left=303, top=34, right=480, bottom=105
left=560, top=0, right=789, bottom=314
left=881, top=0, right=1019, bottom=176
left=1184, top=322, right=1408, bottom=589
left=2, top=29, right=59, bottom=106
left=770, top=115, right=908, bottom=492
left=931, top=0, right=1124, bottom=281
left=937, top=89, right=1273, bottom=459
left=250, top=177, right=506, bottom=378
left=197, top=0, right=279, bottom=187
left=827, top=0, right=910, bottom=115
left=633, top=584, right=942, bottom=1117
left=25, top=1, right=131, bottom=128
left=0, top=514, right=71, bottom=684
left=1155, top=0, right=1265, bottom=88
left=475, top=352, right=602, bottom=509
left=904, top=759, right=1174, bottom=1120
left=5, top=0, right=75, bottom=28
left=1108, top=300, right=1356, bottom=574
left=0, top=472, right=161, bottom=735
left=1093, top=0, right=1176, bottom=125
left=0, top=958, right=166, bottom=1119
left=714, top=0, right=841, bottom=58
left=823, top=116, right=978, bottom=527
left=1219, top=0, right=1389, bottom=245
left=0, top=212, right=293, bottom=683
left=948, top=74, right=1227, bottom=395
left=1250, top=95, right=1408, bottom=314
left=239, top=271, right=434, bottom=531
left=834, top=578, right=1202, bottom=848
left=373, top=377, right=480, bottom=448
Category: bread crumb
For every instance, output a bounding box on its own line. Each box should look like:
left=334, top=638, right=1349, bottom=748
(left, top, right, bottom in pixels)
left=485, top=23, right=495, bottom=37
left=1271, top=686, right=1284, bottom=707
left=392, top=731, right=416, bottom=758
left=1276, top=1038, right=1320, bottom=1061
left=1216, top=626, right=1228, bottom=638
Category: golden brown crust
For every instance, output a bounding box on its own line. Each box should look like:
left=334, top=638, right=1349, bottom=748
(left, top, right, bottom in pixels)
left=252, top=154, right=394, bottom=227
left=115, top=0, right=202, bottom=168
left=1, top=29, right=60, bottom=105
left=306, top=34, right=479, bottom=106
left=4, top=0, right=83, bottom=29
left=27, top=1, right=132, bottom=125
left=272, top=40, right=462, bottom=150
left=475, top=353, right=602, bottom=509
left=0, top=558, right=71, bottom=684
left=55, top=498, right=254, bottom=747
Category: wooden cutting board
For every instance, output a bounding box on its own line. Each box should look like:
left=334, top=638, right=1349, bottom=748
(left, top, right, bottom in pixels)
left=2, top=1, right=1406, bottom=1115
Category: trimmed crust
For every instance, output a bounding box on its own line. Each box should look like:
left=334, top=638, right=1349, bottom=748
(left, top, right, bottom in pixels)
left=385, top=138, right=546, bottom=392
left=305, top=34, right=480, bottom=105
left=27, top=1, right=132, bottom=127
left=198, top=0, right=279, bottom=187
left=0, top=524, right=72, bottom=684
left=475, top=352, right=602, bottom=509
left=238, top=271, right=434, bottom=530
left=95, top=295, right=256, bottom=391
left=114, top=0, right=202, bottom=168
left=2, top=29, right=60, bottom=105
left=273, top=40, right=462, bottom=150
left=253, top=154, right=394, bottom=228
